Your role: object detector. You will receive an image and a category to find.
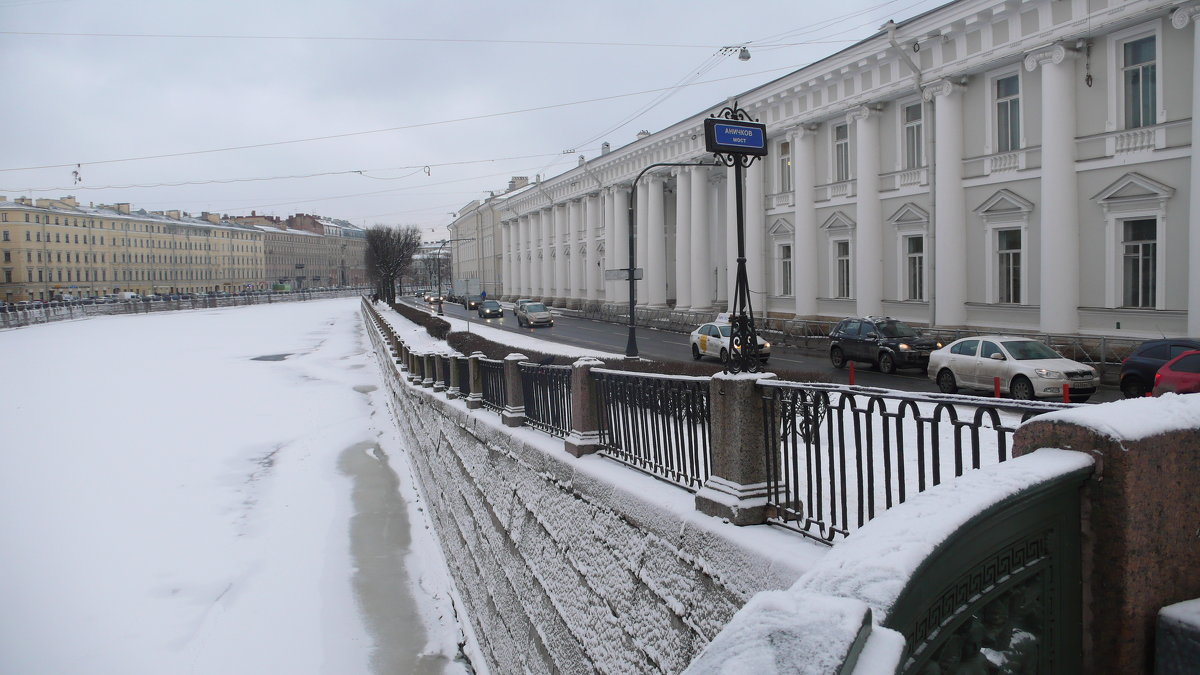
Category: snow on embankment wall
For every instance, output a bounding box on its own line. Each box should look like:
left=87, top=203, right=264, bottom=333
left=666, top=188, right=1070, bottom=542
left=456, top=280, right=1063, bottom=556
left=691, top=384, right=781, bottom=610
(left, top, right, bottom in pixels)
left=361, top=304, right=822, bottom=674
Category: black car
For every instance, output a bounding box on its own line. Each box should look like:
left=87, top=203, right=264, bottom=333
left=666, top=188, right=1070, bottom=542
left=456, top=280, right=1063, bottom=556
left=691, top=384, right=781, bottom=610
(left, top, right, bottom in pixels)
left=463, top=294, right=483, bottom=310
left=828, top=316, right=942, bottom=374
left=1119, top=337, right=1200, bottom=398
left=476, top=299, right=503, bottom=318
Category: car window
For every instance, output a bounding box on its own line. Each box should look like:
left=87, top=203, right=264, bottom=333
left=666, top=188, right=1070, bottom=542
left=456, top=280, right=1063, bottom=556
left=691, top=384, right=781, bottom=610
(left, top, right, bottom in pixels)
left=481, top=300, right=500, bottom=309
left=1170, top=344, right=1198, bottom=358
left=1172, top=353, right=1200, bottom=373
left=1141, top=344, right=1170, bottom=360
left=981, top=341, right=1002, bottom=358
left=952, top=340, right=979, bottom=356
left=1001, top=340, right=1061, bottom=360
left=877, top=320, right=920, bottom=338
left=842, top=320, right=860, bottom=336
left=718, top=325, right=732, bottom=337
left=525, top=303, right=546, bottom=312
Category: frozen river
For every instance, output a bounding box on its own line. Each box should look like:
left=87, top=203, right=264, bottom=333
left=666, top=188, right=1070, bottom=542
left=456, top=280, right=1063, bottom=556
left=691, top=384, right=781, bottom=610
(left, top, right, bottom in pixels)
left=0, top=298, right=473, bottom=674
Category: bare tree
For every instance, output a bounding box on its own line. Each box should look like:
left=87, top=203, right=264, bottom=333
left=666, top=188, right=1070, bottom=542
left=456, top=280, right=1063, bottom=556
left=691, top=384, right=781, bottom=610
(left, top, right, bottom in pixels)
left=365, top=225, right=421, bottom=304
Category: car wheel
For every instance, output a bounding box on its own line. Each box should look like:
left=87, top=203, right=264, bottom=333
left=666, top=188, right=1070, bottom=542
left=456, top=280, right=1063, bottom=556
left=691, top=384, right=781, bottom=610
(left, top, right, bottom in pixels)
left=1010, top=376, right=1035, bottom=401
left=830, top=347, right=846, bottom=369
left=720, top=348, right=729, bottom=364
left=878, top=352, right=896, bottom=375
left=1069, top=394, right=1091, bottom=403
left=691, top=344, right=702, bottom=361
left=936, top=369, right=958, bottom=394
left=1120, top=377, right=1146, bottom=399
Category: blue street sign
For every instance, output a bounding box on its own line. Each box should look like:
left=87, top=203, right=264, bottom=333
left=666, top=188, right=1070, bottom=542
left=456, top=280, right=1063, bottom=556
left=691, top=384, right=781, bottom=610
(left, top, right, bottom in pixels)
left=704, top=117, right=768, bottom=156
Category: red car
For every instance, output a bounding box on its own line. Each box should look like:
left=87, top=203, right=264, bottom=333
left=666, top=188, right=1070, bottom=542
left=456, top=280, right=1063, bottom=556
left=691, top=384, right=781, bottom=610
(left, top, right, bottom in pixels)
left=1153, top=350, right=1200, bottom=396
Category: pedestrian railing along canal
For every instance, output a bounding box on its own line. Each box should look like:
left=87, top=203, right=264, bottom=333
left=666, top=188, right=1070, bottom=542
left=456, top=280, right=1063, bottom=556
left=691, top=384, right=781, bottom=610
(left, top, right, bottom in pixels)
left=519, top=362, right=573, bottom=438
left=760, top=381, right=1072, bottom=544
left=478, top=357, right=506, bottom=413
left=592, top=368, right=711, bottom=491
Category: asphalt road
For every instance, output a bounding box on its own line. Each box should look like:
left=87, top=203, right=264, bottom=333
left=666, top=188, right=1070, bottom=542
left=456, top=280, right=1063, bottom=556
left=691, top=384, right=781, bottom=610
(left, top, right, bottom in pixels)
left=406, top=297, right=1123, bottom=404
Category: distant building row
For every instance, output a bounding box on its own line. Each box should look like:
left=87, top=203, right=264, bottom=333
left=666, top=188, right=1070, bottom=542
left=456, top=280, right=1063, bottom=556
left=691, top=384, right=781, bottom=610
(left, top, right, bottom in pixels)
left=451, top=0, right=1200, bottom=339
left=0, top=196, right=368, bottom=301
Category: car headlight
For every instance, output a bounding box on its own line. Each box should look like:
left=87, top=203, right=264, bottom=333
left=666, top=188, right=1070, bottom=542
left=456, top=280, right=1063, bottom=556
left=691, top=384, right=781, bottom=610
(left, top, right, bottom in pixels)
left=898, top=343, right=910, bottom=351
left=762, top=341, right=770, bottom=350
left=1034, top=369, right=1064, bottom=379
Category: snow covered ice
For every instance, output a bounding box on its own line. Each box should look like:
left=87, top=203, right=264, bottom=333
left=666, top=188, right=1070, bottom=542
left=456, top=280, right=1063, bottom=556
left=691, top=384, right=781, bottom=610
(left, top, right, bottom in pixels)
left=0, top=298, right=472, bottom=675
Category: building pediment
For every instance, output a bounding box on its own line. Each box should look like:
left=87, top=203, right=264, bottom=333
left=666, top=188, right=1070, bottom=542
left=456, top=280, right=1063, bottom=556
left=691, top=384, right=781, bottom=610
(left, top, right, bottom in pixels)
left=1092, top=172, right=1175, bottom=208
left=820, top=211, right=856, bottom=231
left=768, top=218, right=794, bottom=237
left=973, top=189, right=1035, bottom=217
left=886, top=202, right=929, bottom=227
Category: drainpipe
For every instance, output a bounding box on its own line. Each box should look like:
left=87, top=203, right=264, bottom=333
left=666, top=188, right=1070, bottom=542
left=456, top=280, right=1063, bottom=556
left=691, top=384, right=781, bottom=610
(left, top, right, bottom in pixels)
left=885, top=20, right=936, bottom=328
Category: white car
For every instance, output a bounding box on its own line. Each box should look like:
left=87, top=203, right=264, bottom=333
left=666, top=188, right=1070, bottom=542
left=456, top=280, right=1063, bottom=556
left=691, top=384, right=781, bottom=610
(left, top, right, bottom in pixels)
left=689, top=322, right=771, bottom=364
left=928, top=336, right=1097, bottom=402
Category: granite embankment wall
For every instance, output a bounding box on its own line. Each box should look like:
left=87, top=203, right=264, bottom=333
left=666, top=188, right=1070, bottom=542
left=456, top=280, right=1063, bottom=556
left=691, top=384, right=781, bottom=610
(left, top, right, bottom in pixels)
left=363, top=308, right=818, bottom=674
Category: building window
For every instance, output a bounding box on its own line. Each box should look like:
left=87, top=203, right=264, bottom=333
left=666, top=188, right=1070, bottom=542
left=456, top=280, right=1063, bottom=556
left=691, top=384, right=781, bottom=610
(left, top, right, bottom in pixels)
left=779, top=244, right=793, bottom=296
left=996, top=75, right=1020, bottom=152
left=903, top=103, right=923, bottom=169
left=778, top=141, right=792, bottom=192
left=3, top=270, right=10, bottom=283
left=1, top=231, right=7, bottom=242
left=2, top=250, right=8, bottom=263
left=25, top=232, right=30, bottom=241
left=833, top=124, right=850, bottom=182
left=1123, top=36, right=1156, bottom=129
left=1122, top=219, right=1156, bottom=307
left=905, top=236, right=924, bottom=301
left=835, top=240, right=852, bottom=298
left=997, top=229, right=1022, bottom=304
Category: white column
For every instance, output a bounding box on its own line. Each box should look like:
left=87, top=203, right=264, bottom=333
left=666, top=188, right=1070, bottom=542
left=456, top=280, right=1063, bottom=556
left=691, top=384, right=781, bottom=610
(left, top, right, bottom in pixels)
left=635, top=180, right=650, bottom=305
left=603, top=189, right=615, bottom=302
left=646, top=174, right=667, bottom=308
left=1027, top=45, right=1079, bottom=334
left=745, top=159, right=767, bottom=316
left=1175, top=7, right=1200, bottom=335
left=554, top=202, right=569, bottom=306
left=568, top=199, right=584, bottom=309
left=541, top=207, right=554, bottom=300
left=852, top=106, right=882, bottom=318
left=726, top=167, right=738, bottom=311
left=498, top=221, right=508, bottom=299
left=689, top=166, right=712, bottom=313
left=586, top=193, right=602, bottom=303
left=611, top=186, right=630, bottom=305
left=927, top=80, right=967, bottom=327
left=674, top=169, right=693, bottom=311
left=518, top=215, right=529, bottom=296
left=793, top=125, right=819, bottom=317
left=529, top=211, right=541, bottom=297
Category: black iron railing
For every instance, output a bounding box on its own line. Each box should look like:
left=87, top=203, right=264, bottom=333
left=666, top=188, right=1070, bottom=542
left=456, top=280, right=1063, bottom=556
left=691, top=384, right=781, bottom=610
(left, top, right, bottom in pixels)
left=439, top=355, right=451, bottom=388
left=519, top=362, right=573, bottom=437
left=479, top=358, right=506, bottom=413
left=760, top=382, right=1073, bottom=544
left=592, top=368, right=711, bottom=490
left=456, top=357, right=470, bottom=394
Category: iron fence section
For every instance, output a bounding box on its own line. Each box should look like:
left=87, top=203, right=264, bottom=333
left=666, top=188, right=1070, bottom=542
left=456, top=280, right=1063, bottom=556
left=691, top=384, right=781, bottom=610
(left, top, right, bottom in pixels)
left=438, top=355, right=451, bottom=388
left=478, top=358, right=506, bottom=413
left=456, top=358, right=470, bottom=394
left=519, top=362, right=573, bottom=437
left=592, top=368, right=711, bottom=491
left=760, top=381, right=1075, bottom=544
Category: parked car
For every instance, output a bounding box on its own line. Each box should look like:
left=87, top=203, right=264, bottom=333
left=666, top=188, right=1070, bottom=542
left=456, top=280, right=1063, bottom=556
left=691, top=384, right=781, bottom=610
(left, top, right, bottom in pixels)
left=1119, top=338, right=1200, bottom=398
left=828, top=316, right=942, bottom=374
left=477, top=299, right=503, bottom=318
left=1152, top=350, right=1200, bottom=396
left=512, top=298, right=534, bottom=317
left=463, top=294, right=483, bottom=310
left=515, top=301, right=554, bottom=327
left=689, top=321, right=771, bottom=364
left=928, top=336, right=1097, bottom=402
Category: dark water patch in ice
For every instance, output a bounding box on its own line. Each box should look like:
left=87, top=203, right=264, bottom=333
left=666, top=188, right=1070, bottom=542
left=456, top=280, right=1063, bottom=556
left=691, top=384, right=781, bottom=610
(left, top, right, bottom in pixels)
left=251, top=353, right=292, bottom=361
left=353, top=384, right=377, bottom=394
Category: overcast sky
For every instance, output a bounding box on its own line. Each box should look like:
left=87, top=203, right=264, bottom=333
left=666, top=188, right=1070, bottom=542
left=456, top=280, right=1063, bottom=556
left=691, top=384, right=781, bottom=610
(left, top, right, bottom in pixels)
left=2, top=0, right=948, bottom=239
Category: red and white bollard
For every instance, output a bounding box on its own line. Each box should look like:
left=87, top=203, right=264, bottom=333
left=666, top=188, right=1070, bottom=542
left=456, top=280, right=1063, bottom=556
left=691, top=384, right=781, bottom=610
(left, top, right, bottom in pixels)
left=848, top=361, right=855, bottom=386
left=994, top=377, right=1002, bottom=398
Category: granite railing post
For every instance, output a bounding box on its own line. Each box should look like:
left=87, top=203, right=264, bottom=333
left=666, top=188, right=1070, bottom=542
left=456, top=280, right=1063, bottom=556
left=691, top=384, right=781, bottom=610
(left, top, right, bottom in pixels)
left=410, top=352, right=423, bottom=384
left=422, top=354, right=435, bottom=388
left=501, top=353, right=528, bottom=427
left=398, top=342, right=408, bottom=371
left=694, top=371, right=777, bottom=526
left=564, top=357, right=603, bottom=457
left=466, top=351, right=484, bottom=410
left=433, top=355, right=446, bottom=393
left=447, top=354, right=463, bottom=399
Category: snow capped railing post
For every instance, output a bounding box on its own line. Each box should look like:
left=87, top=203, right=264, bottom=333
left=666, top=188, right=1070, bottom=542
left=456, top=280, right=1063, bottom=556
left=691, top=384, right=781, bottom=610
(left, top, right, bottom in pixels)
left=564, top=357, right=603, bottom=457
left=410, top=352, right=423, bottom=384
left=466, top=351, right=485, bottom=410
left=398, top=342, right=408, bottom=372
left=422, top=354, right=435, bottom=388
left=695, top=371, right=777, bottom=526
left=447, top=354, right=463, bottom=399
left=433, top=355, right=446, bottom=393
left=501, top=353, right=528, bottom=427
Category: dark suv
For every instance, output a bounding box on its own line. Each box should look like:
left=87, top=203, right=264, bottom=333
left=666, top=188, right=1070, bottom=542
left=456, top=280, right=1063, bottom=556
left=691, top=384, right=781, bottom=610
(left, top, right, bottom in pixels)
left=1119, top=338, right=1200, bottom=398
left=828, top=316, right=942, bottom=374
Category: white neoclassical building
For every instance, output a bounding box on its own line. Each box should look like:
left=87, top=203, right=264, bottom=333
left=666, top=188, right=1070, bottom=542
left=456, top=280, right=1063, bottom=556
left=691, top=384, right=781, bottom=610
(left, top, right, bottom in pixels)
left=451, top=0, right=1200, bottom=338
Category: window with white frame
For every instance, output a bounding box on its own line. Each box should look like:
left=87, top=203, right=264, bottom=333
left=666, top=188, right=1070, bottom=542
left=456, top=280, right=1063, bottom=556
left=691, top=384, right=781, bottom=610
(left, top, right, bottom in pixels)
left=779, top=141, right=792, bottom=192
left=833, top=124, right=850, bottom=182
left=1123, top=36, right=1156, bottom=129
left=905, top=236, right=924, bottom=301
left=1121, top=218, right=1156, bottom=307
left=995, top=75, right=1020, bottom=152
left=779, top=243, right=793, bottom=296
left=996, top=229, right=1022, bottom=304
left=903, top=103, right=923, bottom=169
left=835, top=240, right=852, bottom=298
